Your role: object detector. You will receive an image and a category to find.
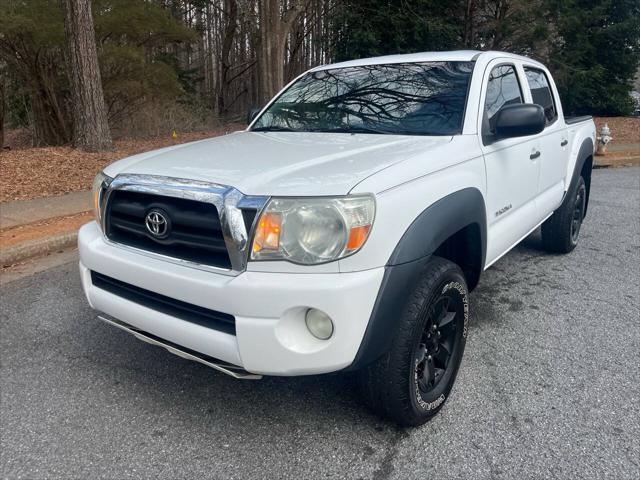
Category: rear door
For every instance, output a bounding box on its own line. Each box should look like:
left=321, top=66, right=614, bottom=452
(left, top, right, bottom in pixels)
left=479, top=61, right=541, bottom=266
left=522, top=66, right=568, bottom=217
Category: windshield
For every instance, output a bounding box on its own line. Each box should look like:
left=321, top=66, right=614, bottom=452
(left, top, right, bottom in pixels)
left=251, top=61, right=474, bottom=136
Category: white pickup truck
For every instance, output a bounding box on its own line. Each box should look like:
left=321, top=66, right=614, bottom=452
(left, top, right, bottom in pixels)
left=79, top=50, right=596, bottom=426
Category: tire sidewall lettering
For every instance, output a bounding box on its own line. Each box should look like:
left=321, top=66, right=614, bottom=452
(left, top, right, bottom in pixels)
left=414, top=360, right=447, bottom=410
left=414, top=278, right=469, bottom=411
left=442, top=280, right=469, bottom=339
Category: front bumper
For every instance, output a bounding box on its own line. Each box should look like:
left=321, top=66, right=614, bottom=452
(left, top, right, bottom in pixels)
left=78, top=222, right=384, bottom=376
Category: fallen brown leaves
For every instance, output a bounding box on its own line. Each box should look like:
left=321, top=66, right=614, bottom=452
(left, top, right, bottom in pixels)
left=0, top=126, right=244, bottom=203
left=593, top=117, right=640, bottom=167
left=594, top=117, right=640, bottom=144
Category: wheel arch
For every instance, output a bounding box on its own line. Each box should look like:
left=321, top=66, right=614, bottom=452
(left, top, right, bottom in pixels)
left=346, top=187, right=486, bottom=370
left=388, top=187, right=487, bottom=286
left=569, top=137, right=594, bottom=218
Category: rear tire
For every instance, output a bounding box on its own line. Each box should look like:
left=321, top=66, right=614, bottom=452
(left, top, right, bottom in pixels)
left=541, top=175, right=586, bottom=253
left=359, top=256, right=469, bottom=427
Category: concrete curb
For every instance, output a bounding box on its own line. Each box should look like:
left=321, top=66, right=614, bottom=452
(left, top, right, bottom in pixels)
left=1, top=191, right=92, bottom=230
left=1, top=231, right=77, bottom=267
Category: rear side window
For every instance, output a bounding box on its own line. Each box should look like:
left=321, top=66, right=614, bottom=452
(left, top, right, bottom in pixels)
left=484, top=65, right=523, bottom=132
left=524, top=68, right=557, bottom=124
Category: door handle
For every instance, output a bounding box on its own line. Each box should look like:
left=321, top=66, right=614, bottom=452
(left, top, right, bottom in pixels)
left=530, top=150, right=541, bottom=160
left=561, top=139, right=568, bottom=147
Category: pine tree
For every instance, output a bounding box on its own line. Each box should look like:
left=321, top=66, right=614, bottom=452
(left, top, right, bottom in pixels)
left=62, top=0, right=113, bottom=151
left=547, top=0, right=640, bottom=115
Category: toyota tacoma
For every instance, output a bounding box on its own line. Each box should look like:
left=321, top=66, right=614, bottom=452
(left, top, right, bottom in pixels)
left=79, top=50, right=596, bottom=426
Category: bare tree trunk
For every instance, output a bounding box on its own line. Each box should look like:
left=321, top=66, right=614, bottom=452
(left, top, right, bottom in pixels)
left=205, top=1, right=215, bottom=108
left=464, top=0, right=477, bottom=46
left=62, top=0, right=113, bottom=152
left=217, top=0, right=238, bottom=116
left=0, top=76, right=5, bottom=149
left=257, top=0, right=307, bottom=104
left=490, top=0, right=510, bottom=49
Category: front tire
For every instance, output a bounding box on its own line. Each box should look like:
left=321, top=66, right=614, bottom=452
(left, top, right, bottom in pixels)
left=541, top=175, right=587, bottom=253
left=359, top=256, right=469, bottom=427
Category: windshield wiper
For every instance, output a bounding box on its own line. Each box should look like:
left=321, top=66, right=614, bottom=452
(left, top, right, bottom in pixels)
left=252, top=125, right=410, bottom=135
left=318, top=126, right=395, bottom=135
left=251, top=126, right=300, bottom=132
left=319, top=126, right=450, bottom=136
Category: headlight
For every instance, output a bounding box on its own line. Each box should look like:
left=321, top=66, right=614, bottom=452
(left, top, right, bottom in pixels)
left=251, top=195, right=375, bottom=265
left=92, top=172, right=113, bottom=224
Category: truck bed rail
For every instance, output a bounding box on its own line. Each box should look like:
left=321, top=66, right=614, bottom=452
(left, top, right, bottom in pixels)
left=565, top=115, right=593, bottom=125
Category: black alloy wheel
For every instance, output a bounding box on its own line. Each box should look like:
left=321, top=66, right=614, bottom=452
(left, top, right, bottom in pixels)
left=541, top=174, right=588, bottom=253
left=571, top=181, right=586, bottom=244
left=414, top=293, right=462, bottom=396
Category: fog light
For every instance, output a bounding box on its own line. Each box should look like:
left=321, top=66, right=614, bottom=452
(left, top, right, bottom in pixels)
left=305, top=309, right=334, bottom=340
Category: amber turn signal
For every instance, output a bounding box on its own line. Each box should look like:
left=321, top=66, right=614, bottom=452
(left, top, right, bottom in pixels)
left=252, top=212, right=282, bottom=253
left=347, top=225, right=371, bottom=251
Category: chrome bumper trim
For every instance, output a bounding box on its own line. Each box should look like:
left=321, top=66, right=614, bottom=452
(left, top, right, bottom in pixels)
left=97, top=314, right=262, bottom=380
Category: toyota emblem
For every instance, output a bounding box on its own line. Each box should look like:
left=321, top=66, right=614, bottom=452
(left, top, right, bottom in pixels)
left=145, top=209, right=170, bottom=238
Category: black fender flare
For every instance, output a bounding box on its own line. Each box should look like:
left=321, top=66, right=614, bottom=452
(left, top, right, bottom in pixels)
left=387, top=188, right=487, bottom=267
left=570, top=137, right=594, bottom=217
left=346, top=188, right=486, bottom=370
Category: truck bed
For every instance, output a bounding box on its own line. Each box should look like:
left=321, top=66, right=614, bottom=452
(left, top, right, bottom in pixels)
left=565, top=115, right=593, bottom=125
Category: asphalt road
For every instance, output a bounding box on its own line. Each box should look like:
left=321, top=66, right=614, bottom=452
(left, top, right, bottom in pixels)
left=1, top=167, right=639, bottom=480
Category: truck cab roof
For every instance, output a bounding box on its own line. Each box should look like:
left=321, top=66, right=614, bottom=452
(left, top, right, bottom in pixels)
left=312, top=50, right=546, bottom=71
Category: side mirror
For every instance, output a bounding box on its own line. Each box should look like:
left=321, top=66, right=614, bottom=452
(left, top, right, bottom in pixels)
left=247, top=107, right=261, bottom=125
left=494, top=104, right=545, bottom=140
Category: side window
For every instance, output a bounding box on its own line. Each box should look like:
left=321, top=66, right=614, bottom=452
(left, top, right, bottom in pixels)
left=484, top=65, right=523, bottom=133
left=524, top=67, right=557, bottom=124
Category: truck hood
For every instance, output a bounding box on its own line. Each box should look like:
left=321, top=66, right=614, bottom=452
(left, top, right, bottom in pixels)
left=104, top=131, right=452, bottom=196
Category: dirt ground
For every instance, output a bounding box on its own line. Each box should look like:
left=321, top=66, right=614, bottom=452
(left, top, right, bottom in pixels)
left=594, top=117, right=640, bottom=144
left=0, top=211, right=92, bottom=249
left=1, top=126, right=243, bottom=203
left=1, top=118, right=638, bottom=204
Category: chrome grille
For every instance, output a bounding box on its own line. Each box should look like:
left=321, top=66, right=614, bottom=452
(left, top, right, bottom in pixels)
left=99, top=174, right=268, bottom=275
left=106, top=190, right=232, bottom=269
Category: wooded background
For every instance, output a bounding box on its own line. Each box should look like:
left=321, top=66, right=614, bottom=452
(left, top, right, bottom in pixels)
left=1, top=0, right=638, bottom=150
